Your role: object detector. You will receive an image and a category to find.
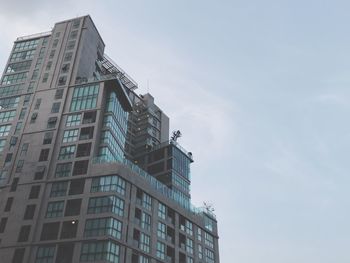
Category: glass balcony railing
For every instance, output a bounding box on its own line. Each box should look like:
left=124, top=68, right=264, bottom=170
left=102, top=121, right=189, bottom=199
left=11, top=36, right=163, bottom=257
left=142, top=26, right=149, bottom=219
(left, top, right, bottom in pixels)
left=93, top=156, right=216, bottom=220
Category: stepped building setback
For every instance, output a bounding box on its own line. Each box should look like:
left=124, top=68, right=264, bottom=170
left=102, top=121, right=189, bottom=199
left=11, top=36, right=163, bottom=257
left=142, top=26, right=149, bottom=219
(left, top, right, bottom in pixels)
left=0, top=16, right=219, bottom=263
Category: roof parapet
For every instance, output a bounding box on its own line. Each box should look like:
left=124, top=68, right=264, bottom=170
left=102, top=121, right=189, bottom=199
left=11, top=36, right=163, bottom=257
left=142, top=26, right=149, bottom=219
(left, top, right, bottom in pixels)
left=16, top=31, right=52, bottom=42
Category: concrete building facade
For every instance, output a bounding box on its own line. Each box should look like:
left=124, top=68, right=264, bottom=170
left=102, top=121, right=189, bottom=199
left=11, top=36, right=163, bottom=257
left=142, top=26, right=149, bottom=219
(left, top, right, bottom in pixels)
left=0, top=16, right=219, bottom=263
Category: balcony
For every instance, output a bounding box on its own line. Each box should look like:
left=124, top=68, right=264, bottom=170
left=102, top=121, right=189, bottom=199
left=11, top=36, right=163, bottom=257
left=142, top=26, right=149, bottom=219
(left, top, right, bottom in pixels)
left=93, top=156, right=216, bottom=221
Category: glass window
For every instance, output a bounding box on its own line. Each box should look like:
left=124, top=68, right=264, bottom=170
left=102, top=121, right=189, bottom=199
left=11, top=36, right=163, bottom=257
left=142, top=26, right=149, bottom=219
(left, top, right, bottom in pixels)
left=64, top=52, right=72, bottom=62
left=52, top=39, right=59, bottom=48
left=46, top=61, right=52, bottom=70
left=157, top=222, right=166, bottom=239
left=51, top=102, right=61, bottom=113
left=91, top=175, right=126, bottom=195
left=23, top=204, right=36, bottom=220
left=186, top=220, right=193, bottom=236
left=66, top=113, right=81, bottom=126
left=87, top=195, right=124, bottom=217
left=30, top=112, right=38, bottom=123
left=0, top=217, right=8, bottom=233
left=84, top=217, right=122, bottom=239
left=73, top=160, right=89, bottom=175
left=58, top=76, right=67, bottom=86
left=35, top=246, right=55, bottom=263
left=139, top=232, right=150, bottom=253
left=50, top=181, right=68, bottom=197
left=62, top=129, right=79, bottom=143
left=47, top=117, right=57, bottom=129
left=4, top=197, right=14, bottom=211
left=198, top=244, right=203, bottom=259
left=16, top=160, right=24, bottom=173
left=156, top=241, right=166, bottom=260
left=80, top=241, right=120, bottom=263
left=29, top=185, right=40, bottom=199
left=61, top=63, right=70, bottom=73
left=38, top=148, right=49, bottom=161
left=79, top=126, right=94, bottom=140
left=0, top=110, right=16, bottom=123
left=34, top=98, right=41, bottom=109
left=55, top=89, right=64, bottom=99
left=68, top=179, right=85, bottom=195
left=19, top=108, right=26, bottom=120
left=67, top=40, right=75, bottom=50
left=14, top=39, right=39, bottom=51
left=141, top=212, right=151, bottom=231
left=58, top=145, right=76, bottom=160
left=0, top=84, right=23, bottom=97
left=205, top=232, right=214, bottom=249
left=76, top=142, right=91, bottom=157
left=43, top=132, right=53, bottom=145
left=10, top=49, right=36, bottom=62
left=46, top=201, right=64, bottom=218
left=40, top=222, right=60, bottom=241
left=64, top=199, right=82, bottom=216
left=142, top=192, right=152, bottom=211
left=198, top=228, right=202, bottom=241
left=0, top=139, right=6, bottom=153
left=2, top=72, right=28, bottom=85
left=70, top=30, right=78, bottom=39
left=186, top=238, right=194, bottom=254
left=0, top=96, right=20, bottom=109
left=6, top=60, right=32, bottom=73
left=55, top=163, right=72, bottom=177
left=70, top=84, right=99, bottom=112
left=34, top=166, right=46, bottom=180
left=60, top=220, right=78, bottom=239
left=31, top=69, right=39, bottom=80
left=42, top=73, right=49, bottom=83
left=83, top=111, right=96, bottom=124
left=205, top=248, right=215, bottom=263
left=204, top=216, right=214, bottom=232
left=0, top=124, right=11, bottom=137
left=12, top=248, right=25, bottom=263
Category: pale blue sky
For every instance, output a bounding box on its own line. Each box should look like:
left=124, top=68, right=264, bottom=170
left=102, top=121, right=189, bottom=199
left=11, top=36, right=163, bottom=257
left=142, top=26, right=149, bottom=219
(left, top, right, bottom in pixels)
left=1, top=1, right=349, bottom=262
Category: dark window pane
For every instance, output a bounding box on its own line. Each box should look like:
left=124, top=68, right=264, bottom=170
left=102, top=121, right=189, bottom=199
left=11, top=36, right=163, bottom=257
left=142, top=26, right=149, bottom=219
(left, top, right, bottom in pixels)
left=4, top=197, right=14, bottom=211
left=68, top=179, right=85, bottom=195
left=76, top=143, right=91, bottom=157
left=65, top=199, right=82, bottom=216
left=40, top=222, right=60, bottom=241
left=23, top=204, right=36, bottom=220
left=29, top=185, right=41, bottom=199
left=72, top=160, right=88, bottom=175
left=12, top=248, right=25, bottom=263
left=82, top=111, right=96, bottom=124
left=34, top=166, right=46, bottom=180
left=60, top=221, right=78, bottom=239
left=17, top=225, right=31, bottom=242
left=0, top=217, right=8, bottom=233
left=39, top=149, right=50, bottom=162
left=55, top=243, right=74, bottom=263
left=79, top=126, right=94, bottom=140
left=10, top=178, right=19, bottom=191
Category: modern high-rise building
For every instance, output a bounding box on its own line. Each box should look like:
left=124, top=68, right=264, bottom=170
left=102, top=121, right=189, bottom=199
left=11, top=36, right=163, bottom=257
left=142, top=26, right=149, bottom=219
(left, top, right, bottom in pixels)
left=0, top=16, right=219, bottom=263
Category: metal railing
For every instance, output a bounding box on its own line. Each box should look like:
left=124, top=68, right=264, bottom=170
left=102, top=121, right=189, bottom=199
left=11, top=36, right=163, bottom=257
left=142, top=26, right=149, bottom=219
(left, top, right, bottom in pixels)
left=146, top=140, right=194, bottom=161
left=101, top=55, right=138, bottom=91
